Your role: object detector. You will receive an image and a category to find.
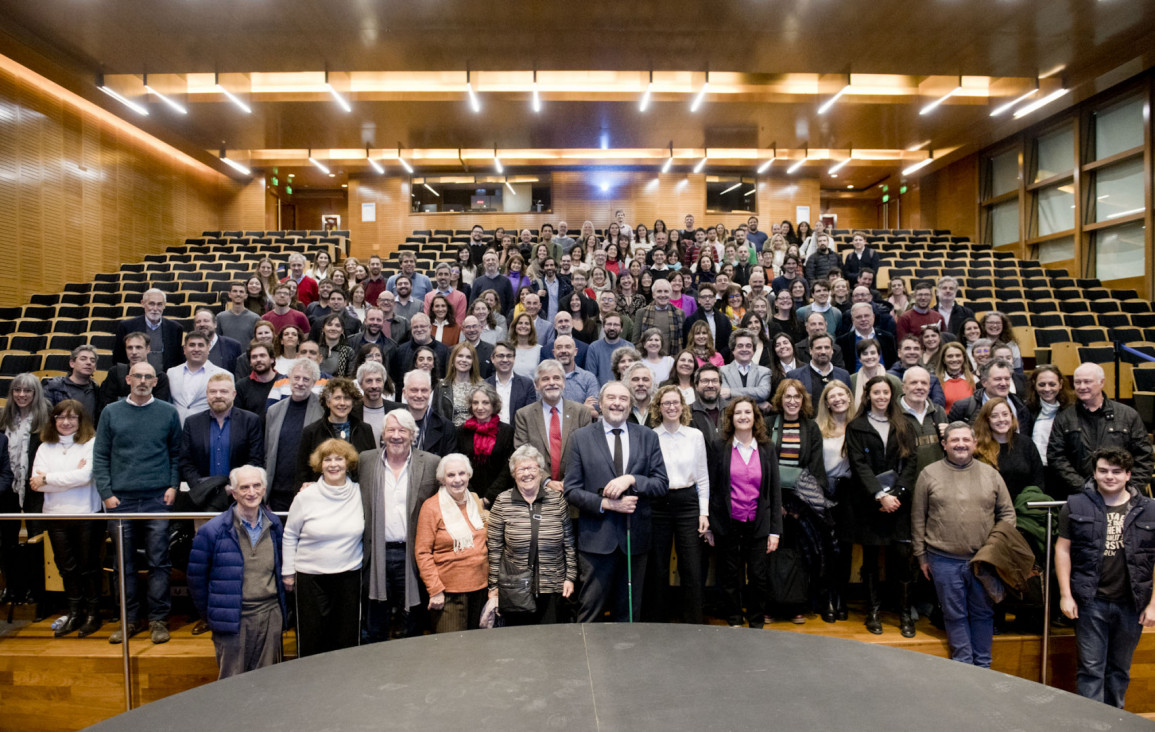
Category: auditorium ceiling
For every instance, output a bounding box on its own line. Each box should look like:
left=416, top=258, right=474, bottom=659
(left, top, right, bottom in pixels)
left=1, top=0, right=1154, bottom=190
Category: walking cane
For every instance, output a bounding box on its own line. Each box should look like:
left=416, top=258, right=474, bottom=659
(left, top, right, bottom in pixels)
left=626, top=511, right=633, bottom=623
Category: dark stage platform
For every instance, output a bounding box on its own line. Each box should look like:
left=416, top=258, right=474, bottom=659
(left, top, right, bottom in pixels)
left=90, top=624, right=1152, bottom=731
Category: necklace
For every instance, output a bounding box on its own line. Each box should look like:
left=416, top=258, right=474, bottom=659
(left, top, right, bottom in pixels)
left=868, top=412, right=889, bottom=423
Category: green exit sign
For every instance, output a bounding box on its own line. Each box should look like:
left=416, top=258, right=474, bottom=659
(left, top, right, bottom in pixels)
left=899, top=185, right=907, bottom=194
left=882, top=194, right=890, bottom=203
left=882, top=184, right=889, bottom=192
left=285, top=185, right=293, bottom=195
left=271, top=176, right=278, bottom=187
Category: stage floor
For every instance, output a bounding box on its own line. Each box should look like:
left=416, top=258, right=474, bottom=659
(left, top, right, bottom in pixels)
left=85, top=623, right=1153, bottom=732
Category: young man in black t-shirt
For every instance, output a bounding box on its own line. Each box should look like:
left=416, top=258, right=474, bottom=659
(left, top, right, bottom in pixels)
left=1056, top=447, right=1155, bottom=708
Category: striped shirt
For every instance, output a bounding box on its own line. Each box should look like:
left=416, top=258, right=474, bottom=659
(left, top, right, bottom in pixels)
left=778, top=421, right=802, bottom=467
left=486, top=487, right=577, bottom=594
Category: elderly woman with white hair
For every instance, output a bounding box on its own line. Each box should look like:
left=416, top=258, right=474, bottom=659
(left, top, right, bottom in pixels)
left=486, top=445, right=576, bottom=625
left=187, top=465, right=287, bottom=678
left=414, top=453, right=488, bottom=633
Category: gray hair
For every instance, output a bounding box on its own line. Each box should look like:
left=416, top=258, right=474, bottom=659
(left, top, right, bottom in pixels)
left=355, top=360, right=387, bottom=384
left=70, top=344, right=98, bottom=360
left=850, top=301, right=873, bottom=316
left=409, top=313, right=431, bottom=327
left=226, top=465, right=267, bottom=495
left=624, top=362, right=656, bottom=398
left=384, top=408, right=419, bottom=445
left=508, top=444, right=547, bottom=474
left=942, top=421, right=974, bottom=440
left=289, top=357, right=321, bottom=382
left=470, top=382, right=502, bottom=416
left=435, top=452, right=474, bottom=482
left=0, top=373, right=49, bottom=433
left=1075, top=362, right=1106, bottom=382
left=403, top=368, right=432, bottom=390
left=901, top=365, right=931, bottom=384
left=142, top=287, right=167, bottom=302
left=533, top=358, right=565, bottom=384
left=288, top=253, right=307, bottom=265
left=598, top=379, right=630, bottom=404
left=980, top=357, right=1014, bottom=381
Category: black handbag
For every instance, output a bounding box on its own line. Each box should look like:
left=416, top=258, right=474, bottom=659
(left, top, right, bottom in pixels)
left=497, top=503, right=541, bottom=614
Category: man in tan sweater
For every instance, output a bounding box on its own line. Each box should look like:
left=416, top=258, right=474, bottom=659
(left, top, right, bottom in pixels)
left=912, top=421, right=1015, bottom=669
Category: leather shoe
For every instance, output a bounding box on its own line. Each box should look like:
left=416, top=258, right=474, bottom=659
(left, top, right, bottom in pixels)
left=77, top=614, right=102, bottom=638
left=150, top=621, right=170, bottom=644
left=191, top=619, right=210, bottom=635
left=865, top=611, right=883, bottom=635
left=109, top=619, right=146, bottom=644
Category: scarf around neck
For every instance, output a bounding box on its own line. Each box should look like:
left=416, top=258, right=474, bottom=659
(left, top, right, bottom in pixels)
left=464, top=415, right=500, bottom=464
left=438, top=488, right=485, bottom=553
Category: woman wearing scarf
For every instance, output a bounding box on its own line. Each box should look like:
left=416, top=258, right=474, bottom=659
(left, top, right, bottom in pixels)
left=415, top=453, right=488, bottom=633
left=455, top=384, right=515, bottom=508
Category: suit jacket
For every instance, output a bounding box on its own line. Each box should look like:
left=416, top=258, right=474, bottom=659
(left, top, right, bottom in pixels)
left=99, top=363, right=171, bottom=406
left=707, top=438, right=782, bottom=540
left=456, top=422, right=515, bottom=504
left=563, top=421, right=669, bottom=555
left=389, top=340, right=450, bottom=399
left=487, top=373, right=537, bottom=421
left=208, top=335, right=244, bottom=374
left=533, top=276, right=575, bottom=319
left=466, top=339, right=495, bottom=379
left=683, top=309, right=733, bottom=360
left=837, top=329, right=898, bottom=371
left=264, top=394, right=323, bottom=491
left=414, top=408, right=457, bottom=457
left=794, top=339, right=846, bottom=370
left=513, top=399, right=593, bottom=481
left=346, top=332, right=399, bottom=369
left=786, top=364, right=852, bottom=407
left=179, top=407, right=265, bottom=490
left=358, top=448, right=441, bottom=608
left=113, top=316, right=185, bottom=370
left=719, top=361, right=773, bottom=402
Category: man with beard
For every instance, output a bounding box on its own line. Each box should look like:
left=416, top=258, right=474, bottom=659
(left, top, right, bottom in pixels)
left=423, top=262, right=468, bottom=323
left=514, top=359, right=592, bottom=486
left=470, top=250, right=515, bottom=313
left=467, top=224, right=489, bottom=266
left=347, top=306, right=398, bottom=362
left=388, top=314, right=449, bottom=398
left=787, top=333, right=851, bottom=407
left=264, top=359, right=323, bottom=511
left=354, top=360, right=393, bottom=446
left=101, top=332, right=172, bottom=405
left=391, top=275, right=424, bottom=322
left=386, top=251, right=432, bottom=302
left=586, top=313, right=630, bottom=384
left=234, top=341, right=281, bottom=418
left=179, top=373, right=264, bottom=512
left=625, top=363, right=656, bottom=426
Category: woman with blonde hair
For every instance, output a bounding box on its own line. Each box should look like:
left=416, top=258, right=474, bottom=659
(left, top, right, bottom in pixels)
left=817, top=380, right=855, bottom=621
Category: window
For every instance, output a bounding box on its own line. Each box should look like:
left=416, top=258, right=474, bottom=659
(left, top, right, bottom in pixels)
left=1094, top=95, right=1144, bottom=160
left=1094, top=157, right=1145, bottom=223
left=1034, top=125, right=1074, bottom=182
left=1095, top=221, right=1146, bottom=282
left=706, top=176, right=757, bottom=213
left=1036, top=184, right=1075, bottom=236
left=409, top=174, right=552, bottom=213
left=989, top=149, right=1019, bottom=197
left=990, top=200, right=1019, bottom=246
left=1037, top=235, right=1075, bottom=264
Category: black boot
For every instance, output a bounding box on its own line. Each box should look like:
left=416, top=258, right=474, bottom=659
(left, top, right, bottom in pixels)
left=899, top=582, right=916, bottom=638
left=77, top=597, right=102, bottom=638
left=864, top=572, right=883, bottom=635
left=55, top=599, right=84, bottom=638
left=821, top=588, right=837, bottom=623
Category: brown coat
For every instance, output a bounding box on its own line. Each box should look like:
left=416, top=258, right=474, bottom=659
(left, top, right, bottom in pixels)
left=970, top=520, right=1037, bottom=601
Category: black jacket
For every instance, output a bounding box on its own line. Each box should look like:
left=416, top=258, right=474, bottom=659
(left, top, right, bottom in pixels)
left=845, top=415, right=918, bottom=545
left=1048, top=399, right=1154, bottom=496
left=768, top=414, right=828, bottom=493
left=456, top=421, right=515, bottom=505
left=114, top=316, right=186, bottom=371
left=1063, top=484, right=1155, bottom=611
left=707, top=438, right=782, bottom=540
left=948, top=389, right=1034, bottom=438
left=295, top=416, right=377, bottom=486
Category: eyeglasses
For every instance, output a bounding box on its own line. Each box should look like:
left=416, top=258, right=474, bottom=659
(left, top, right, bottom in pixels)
left=514, top=466, right=539, bottom=475
left=128, top=374, right=157, bottom=382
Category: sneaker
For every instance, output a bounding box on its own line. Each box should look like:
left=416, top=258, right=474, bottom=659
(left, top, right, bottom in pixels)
left=108, top=619, right=146, bottom=644
left=150, top=621, right=170, bottom=644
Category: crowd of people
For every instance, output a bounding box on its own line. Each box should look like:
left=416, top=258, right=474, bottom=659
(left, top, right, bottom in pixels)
left=0, top=212, right=1153, bottom=708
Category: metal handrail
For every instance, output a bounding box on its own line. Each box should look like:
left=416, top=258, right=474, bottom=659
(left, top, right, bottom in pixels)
left=1026, top=499, right=1067, bottom=686
left=0, top=510, right=288, bottom=712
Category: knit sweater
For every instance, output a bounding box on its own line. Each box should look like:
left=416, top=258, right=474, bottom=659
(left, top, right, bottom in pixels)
left=414, top=492, right=488, bottom=596
left=32, top=437, right=100, bottom=513
left=912, top=458, right=1015, bottom=558
left=282, top=478, right=364, bottom=576
left=92, top=399, right=182, bottom=500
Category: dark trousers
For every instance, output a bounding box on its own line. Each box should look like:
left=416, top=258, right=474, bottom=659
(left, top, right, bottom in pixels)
left=502, top=592, right=563, bottom=626
left=295, top=569, right=361, bottom=657
left=860, top=542, right=913, bottom=589
left=431, top=588, right=487, bottom=633
left=0, top=489, right=27, bottom=595
left=364, top=542, right=421, bottom=642
left=47, top=519, right=105, bottom=606
left=644, top=488, right=704, bottom=623
left=1074, top=597, right=1144, bottom=708
left=109, top=494, right=171, bottom=622
left=577, top=550, right=647, bottom=623
left=717, top=519, right=769, bottom=625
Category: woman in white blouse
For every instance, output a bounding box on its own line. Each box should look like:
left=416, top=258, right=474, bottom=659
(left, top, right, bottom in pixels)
left=646, top=385, right=711, bottom=624
left=817, top=381, right=855, bottom=623
left=282, top=438, right=364, bottom=657
left=30, top=400, right=103, bottom=638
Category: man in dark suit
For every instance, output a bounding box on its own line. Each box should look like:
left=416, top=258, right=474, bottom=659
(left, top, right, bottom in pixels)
left=786, top=333, right=852, bottom=407
left=359, top=409, right=441, bottom=641
left=513, top=359, right=592, bottom=485
left=486, top=341, right=536, bottom=423
left=682, top=282, right=732, bottom=360
left=837, top=302, right=898, bottom=371
left=346, top=306, right=399, bottom=367
left=113, top=288, right=185, bottom=372
left=563, top=381, right=669, bottom=623
left=399, top=369, right=455, bottom=457
left=194, top=309, right=243, bottom=374
left=533, top=256, right=573, bottom=323
left=457, top=315, right=494, bottom=379
left=178, top=373, right=265, bottom=511
left=795, top=311, right=846, bottom=369
left=388, top=314, right=449, bottom=400
left=101, top=331, right=172, bottom=406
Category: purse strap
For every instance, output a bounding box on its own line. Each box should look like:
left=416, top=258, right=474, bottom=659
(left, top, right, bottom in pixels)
left=528, top=497, right=542, bottom=595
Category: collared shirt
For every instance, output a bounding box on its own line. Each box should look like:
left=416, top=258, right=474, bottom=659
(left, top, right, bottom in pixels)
left=700, top=309, right=717, bottom=341
left=543, top=277, right=560, bottom=320
left=937, top=302, right=954, bottom=328
left=563, top=365, right=599, bottom=406
left=603, top=420, right=630, bottom=472
left=126, top=396, right=156, bottom=408
left=239, top=510, right=264, bottom=548
left=656, top=424, right=710, bottom=515
left=383, top=456, right=411, bottom=543
left=810, top=361, right=834, bottom=377
left=494, top=373, right=514, bottom=423
left=901, top=397, right=928, bottom=423
left=541, top=399, right=564, bottom=436
left=168, top=360, right=225, bottom=424
left=208, top=412, right=232, bottom=476
left=631, top=403, right=650, bottom=425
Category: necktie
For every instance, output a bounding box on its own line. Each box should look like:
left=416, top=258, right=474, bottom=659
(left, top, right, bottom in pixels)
left=612, top=428, right=623, bottom=476
left=549, top=407, right=562, bottom=480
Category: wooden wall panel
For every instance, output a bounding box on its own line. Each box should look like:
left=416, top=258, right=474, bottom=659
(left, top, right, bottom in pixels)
left=349, top=171, right=820, bottom=260
left=919, top=155, right=979, bottom=240
left=821, top=198, right=879, bottom=231
left=0, top=54, right=240, bottom=307
left=218, top=178, right=266, bottom=232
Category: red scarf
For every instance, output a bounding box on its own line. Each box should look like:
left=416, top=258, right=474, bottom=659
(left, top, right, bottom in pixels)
left=465, top=415, right=500, bottom=464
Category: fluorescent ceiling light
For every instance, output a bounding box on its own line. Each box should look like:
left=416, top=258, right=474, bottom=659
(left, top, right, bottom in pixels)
left=98, top=84, right=149, bottom=116
left=638, top=80, right=652, bottom=112
left=423, top=183, right=440, bottom=196
left=144, top=84, right=186, bottom=115
left=327, top=84, right=352, bottom=113
left=494, top=155, right=504, bottom=174
left=309, top=154, right=331, bottom=175
left=693, top=156, right=708, bottom=173
left=989, top=88, right=1038, bottom=117
left=690, top=80, right=709, bottom=112
left=505, top=180, right=515, bottom=193
left=817, top=85, right=849, bottom=115
left=218, top=86, right=252, bottom=114
left=757, top=157, right=775, bottom=174
left=1013, top=88, right=1069, bottom=119
left=743, top=187, right=757, bottom=196
left=787, top=157, right=806, bottom=174
left=220, top=155, right=250, bottom=175
left=719, top=182, right=742, bottom=195
left=367, top=156, right=384, bottom=174
left=661, top=155, right=673, bottom=173
left=532, top=77, right=541, bottom=113
left=829, top=157, right=851, bottom=174
left=466, top=82, right=481, bottom=113
left=919, top=86, right=960, bottom=116
left=902, top=157, right=934, bottom=175
left=398, top=157, right=413, bottom=173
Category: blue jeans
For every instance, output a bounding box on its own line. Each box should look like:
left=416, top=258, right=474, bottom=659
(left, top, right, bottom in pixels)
left=109, top=494, right=171, bottom=622
left=928, top=552, right=996, bottom=668
left=1074, top=596, right=1144, bottom=708
left=363, top=543, right=421, bottom=642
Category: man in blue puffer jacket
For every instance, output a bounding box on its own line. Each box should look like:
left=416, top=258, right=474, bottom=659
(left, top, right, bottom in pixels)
left=188, top=465, right=287, bottom=679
